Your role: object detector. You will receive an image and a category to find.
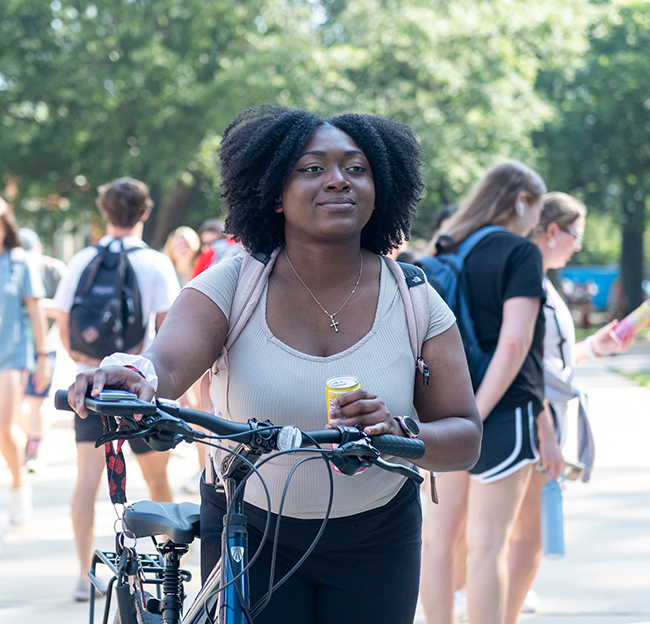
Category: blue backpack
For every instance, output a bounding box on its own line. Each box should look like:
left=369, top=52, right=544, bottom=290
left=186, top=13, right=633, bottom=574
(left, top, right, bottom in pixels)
left=416, top=225, right=506, bottom=389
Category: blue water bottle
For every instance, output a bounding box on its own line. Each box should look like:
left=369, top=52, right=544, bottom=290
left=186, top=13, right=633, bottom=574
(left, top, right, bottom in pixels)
left=541, top=475, right=565, bottom=558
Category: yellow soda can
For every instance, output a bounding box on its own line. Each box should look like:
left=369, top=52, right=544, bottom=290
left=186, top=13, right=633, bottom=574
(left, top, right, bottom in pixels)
left=326, top=375, right=361, bottom=423
left=325, top=375, right=362, bottom=474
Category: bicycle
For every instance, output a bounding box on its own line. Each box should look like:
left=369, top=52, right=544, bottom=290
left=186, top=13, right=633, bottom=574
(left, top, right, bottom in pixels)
left=55, top=389, right=425, bottom=624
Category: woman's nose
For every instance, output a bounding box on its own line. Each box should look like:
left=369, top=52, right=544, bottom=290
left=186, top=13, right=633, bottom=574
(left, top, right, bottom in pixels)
left=324, top=167, right=350, bottom=190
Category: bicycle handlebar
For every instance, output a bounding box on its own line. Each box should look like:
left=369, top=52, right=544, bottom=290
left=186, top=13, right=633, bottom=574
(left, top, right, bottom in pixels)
left=54, top=390, right=426, bottom=462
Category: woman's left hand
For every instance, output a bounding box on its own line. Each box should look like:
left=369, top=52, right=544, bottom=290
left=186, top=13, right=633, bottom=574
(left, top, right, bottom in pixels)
left=539, top=436, right=564, bottom=481
left=592, top=319, right=634, bottom=355
left=325, top=388, right=402, bottom=437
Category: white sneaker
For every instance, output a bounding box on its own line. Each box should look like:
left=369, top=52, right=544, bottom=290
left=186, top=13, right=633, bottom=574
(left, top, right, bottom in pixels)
left=454, top=589, right=469, bottom=623
left=25, top=456, right=45, bottom=474
left=522, top=588, right=540, bottom=613
left=9, top=484, right=33, bottom=525
left=73, top=578, right=92, bottom=602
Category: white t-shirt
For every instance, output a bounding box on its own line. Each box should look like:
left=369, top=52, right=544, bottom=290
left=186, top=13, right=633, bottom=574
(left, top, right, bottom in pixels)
left=54, top=236, right=181, bottom=350
left=188, top=254, right=455, bottom=519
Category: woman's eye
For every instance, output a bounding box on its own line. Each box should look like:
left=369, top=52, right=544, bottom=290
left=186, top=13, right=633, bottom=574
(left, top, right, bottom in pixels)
left=348, top=166, right=367, bottom=172
left=297, top=165, right=322, bottom=173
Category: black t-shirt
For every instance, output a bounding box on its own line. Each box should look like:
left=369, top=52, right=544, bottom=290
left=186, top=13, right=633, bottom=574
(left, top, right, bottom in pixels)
left=464, top=230, right=545, bottom=413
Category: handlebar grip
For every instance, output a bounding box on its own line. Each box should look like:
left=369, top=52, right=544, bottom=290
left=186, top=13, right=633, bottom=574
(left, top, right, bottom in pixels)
left=55, top=390, right=74, bottom=412
left=370, top=435, right=425, bottom=460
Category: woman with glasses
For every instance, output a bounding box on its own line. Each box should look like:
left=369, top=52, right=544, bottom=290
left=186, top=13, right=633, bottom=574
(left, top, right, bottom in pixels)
left=505, top=192, right=632, bottom=623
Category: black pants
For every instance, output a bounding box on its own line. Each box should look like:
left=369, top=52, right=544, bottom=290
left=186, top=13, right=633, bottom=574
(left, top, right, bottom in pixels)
left=200, top=478, right=422, bottom=624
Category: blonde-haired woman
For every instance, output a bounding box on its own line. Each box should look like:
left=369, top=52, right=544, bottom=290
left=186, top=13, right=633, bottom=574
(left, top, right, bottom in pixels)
left=504, top=192, right=632, bottom=622
left=163, top=226, right=201, bottom=287
left=420, top=160, right=546, bottom=624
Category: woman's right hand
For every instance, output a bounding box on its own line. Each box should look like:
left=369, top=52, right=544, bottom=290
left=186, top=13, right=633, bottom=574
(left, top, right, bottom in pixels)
left=67, top=365, right=156, bottom=418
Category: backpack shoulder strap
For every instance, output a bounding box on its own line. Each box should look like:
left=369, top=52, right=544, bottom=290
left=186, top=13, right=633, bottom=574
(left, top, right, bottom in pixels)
left=224, top=248, right=281, bottom=353
left=384, top=257, right=429, bottom=368
left=201, top=247, right=281, bottom=418
left=455, top=225, right=507, bottom=260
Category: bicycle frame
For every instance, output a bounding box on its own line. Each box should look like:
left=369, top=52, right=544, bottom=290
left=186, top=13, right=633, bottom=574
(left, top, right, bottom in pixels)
left=184, top=440, right=270, bottom=624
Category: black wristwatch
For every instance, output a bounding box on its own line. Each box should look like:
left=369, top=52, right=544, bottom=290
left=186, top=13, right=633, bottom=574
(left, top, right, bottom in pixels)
left=394, top=415, right=420, bottom=439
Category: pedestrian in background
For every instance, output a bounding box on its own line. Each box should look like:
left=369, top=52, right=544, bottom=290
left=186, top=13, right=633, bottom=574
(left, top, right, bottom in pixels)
left=163, top=225, right=201, bottom=287
left=163, top=224, right=205, bottom=492
left=505, top=192, right=634, bottom=623
left=420, top=160, right=546, bottom=624
left=190, top=217, right=243, bottom=278
left=53, top=178, right=180, bottom=601
left=0, top=200, right=51, bottom=525
left=17, top=227, right=67, bottom=473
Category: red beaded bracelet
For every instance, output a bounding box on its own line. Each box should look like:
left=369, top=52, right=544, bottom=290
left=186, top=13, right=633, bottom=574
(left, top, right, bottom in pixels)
left=124, top=364, right=146, bottom=379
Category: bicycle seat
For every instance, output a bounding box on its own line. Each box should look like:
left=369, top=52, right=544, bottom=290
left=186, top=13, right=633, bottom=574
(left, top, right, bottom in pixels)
left=123, top=501, right=201, bottom=544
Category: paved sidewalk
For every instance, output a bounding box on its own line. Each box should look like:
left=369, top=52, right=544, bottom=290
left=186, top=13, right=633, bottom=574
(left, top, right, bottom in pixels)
left=2, top=346, right=650, bottom=623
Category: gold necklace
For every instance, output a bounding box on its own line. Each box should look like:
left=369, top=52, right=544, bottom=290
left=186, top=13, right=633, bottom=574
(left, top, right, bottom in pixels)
left=284, top=249, right=363, bottom=332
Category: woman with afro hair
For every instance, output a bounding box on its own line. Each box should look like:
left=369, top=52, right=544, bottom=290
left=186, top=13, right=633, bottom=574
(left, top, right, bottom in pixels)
left=67, top=105, right=481, bottom=623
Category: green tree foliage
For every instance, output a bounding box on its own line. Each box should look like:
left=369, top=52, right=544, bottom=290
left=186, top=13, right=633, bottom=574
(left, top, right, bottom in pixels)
left=311, top=0, right=591, bottom=235
left=1, top=0, right=276, bottom=246
left=1, top=0, right=590, bottom=249
left=535, top=1, right=650, bottom=311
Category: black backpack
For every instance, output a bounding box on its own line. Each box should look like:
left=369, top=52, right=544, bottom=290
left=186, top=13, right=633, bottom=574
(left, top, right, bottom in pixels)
left=416, top=225, right=506, bottom=390
left=69, top=240, right=145, bottom=359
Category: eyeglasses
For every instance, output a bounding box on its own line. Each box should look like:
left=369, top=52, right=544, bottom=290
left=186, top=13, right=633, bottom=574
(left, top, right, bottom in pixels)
left=560, top=228, right=583, bottom=245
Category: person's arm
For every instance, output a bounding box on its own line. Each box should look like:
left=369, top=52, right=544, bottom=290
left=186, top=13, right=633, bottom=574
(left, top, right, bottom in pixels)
left=39, top=298, right=59, bottom=321
left=537, top=399, right=564, bottom=480
left=328, top=324, right=483, bottom=473
left=474, top=296, right=540, bottom=420
left=25, top=296, right=51, bottom=393
left=412, top=324, right=483, bottom=471
left=67, top=288, right=228, bottom=417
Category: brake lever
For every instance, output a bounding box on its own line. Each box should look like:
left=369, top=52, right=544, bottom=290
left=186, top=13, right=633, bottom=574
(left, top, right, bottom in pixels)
left=95, top=412, right=201, bottom=448
left=141, top=412, right=198, bottom=438
left=364, top=456, right=424, bottom=484
left=331, top=439, right=380, bottom=460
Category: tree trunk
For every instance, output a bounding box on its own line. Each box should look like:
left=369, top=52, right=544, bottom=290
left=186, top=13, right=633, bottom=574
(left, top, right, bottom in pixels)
left=144, top=181, right=199, bottom=250
left=620, top=187, right=645, bottom=314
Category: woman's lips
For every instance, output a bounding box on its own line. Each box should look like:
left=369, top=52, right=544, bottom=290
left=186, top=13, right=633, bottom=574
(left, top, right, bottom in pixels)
left=318, top=199, right=356, bottom=210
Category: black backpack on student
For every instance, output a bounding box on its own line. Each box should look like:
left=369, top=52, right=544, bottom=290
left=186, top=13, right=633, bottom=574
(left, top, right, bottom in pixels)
left=416, top=225, right=506, bottom=389
left=69, top=240, right=145, bottom=359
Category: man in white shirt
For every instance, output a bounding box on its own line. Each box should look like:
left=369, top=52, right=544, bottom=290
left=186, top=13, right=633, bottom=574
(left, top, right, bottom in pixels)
left=54, top=178, right=181, bottom=601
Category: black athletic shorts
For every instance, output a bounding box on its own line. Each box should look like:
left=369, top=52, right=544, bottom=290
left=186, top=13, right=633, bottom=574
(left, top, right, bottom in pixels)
left=468, top=401, right=540, bottom=483
left=200, top=477, right=422, bottom=624
left=74, top=413, right=152, bottom=455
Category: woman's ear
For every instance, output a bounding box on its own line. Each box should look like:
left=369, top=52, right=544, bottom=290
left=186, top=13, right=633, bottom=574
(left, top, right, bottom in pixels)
left=274, top=197, right=283, bottom=214
left=546, top=222, right=560, bottom=237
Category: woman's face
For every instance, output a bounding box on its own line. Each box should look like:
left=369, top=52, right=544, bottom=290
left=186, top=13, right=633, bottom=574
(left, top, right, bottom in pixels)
left=171, top=234, right=193, bottom=259
left=546, top=215, right=585, bottom=270
left=277, top=125, right=376, bottom=245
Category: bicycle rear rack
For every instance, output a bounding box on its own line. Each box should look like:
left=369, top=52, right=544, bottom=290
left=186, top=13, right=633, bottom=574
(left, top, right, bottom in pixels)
left=89, top=548, right=190, bottom=624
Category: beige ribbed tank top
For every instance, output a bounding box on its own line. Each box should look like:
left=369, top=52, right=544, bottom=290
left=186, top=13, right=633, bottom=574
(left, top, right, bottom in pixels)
left=187, top=254, right=455, bottom=519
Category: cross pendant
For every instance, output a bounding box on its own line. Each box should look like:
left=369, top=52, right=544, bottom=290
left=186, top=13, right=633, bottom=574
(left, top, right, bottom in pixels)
left=329, top=316, right=340, bottom=332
